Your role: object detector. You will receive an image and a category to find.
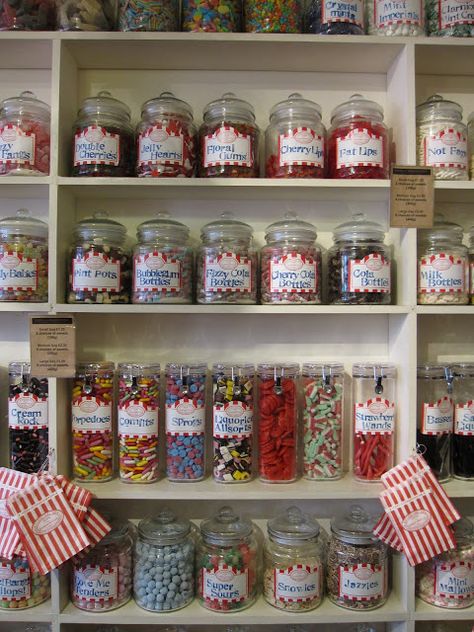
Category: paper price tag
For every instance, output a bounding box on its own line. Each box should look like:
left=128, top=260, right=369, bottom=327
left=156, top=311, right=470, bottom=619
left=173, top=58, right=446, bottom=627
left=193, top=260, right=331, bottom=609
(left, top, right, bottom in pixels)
left=30, top=315, right=76, bottom=378
left=390, top=166, right=434, bottom=228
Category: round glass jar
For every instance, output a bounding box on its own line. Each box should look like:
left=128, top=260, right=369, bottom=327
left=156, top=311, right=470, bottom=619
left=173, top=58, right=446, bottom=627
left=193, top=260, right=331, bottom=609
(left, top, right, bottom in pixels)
left=263, top=507, right=325, bottom=611
left=366, top=0, right=424, bottom=35
left=244, top=0, right=303, bottom=32
left=0, top=209, right=48, bottom=302
left=452, top=363, right=474, bottom=480
left=327, top=506, right=389, bottom=610
left=417, top=216, right=469, bottom=305
left=182, top=0, right=242, bottom=31
left=328, top=94, right=389, bottom=179
left=132, top=214, right=193, bottom=304
left=134, top=509, right=195, bottom=612
left=469, top=224, right=474, bottom=303
left=197, top=213, right=257, bottom=304
left=0, top=557, right=50, bottom=610
left=57, top=0, right=118, bottom=30
left=302, top=362, right=344, bottom=481
left=0, top=0, right=54, bottom=29
left=199, top=93, right=259, bottom=178
left=197, top=506, right=258, bottom=612
left=305, top=0, right=364, bottom=34
left=417, top=95, right=468, bottom=180
left=328, top=213, right=391, bottom=305
left=0, top=91, right=50, bottom=176
left=72, top=92, right=134, bottom=177
left=72, top=361, right=115, bottom=482
left=119, top=0, right=178, bottom=30
left=426, top=0, right=474, bottom=37
left=136, top=93, right=197, bottom=178
left=68, top=212, right=131, bottom=304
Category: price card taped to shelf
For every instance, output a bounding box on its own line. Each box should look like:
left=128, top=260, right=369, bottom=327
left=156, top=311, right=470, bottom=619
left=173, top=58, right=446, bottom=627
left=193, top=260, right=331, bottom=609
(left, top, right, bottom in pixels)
left=29, top=315, right=76, bottom=378
left=390, top=165, right=434, bottom=228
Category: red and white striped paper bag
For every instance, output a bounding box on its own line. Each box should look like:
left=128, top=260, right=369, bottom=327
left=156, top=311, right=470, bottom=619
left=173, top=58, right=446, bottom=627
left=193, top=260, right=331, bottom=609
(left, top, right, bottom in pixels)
left=81, top=506, right=111, bottom=548
left=373, top=513, right=403, bottom=552
left=0, top=468, right=34, bottom=559
left=54, top=475, right=92, bottom=521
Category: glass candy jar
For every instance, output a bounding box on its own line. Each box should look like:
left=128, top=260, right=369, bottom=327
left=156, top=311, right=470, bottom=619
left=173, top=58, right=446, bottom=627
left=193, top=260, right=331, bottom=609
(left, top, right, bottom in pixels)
left=366, top=0, right=424, bottom=35
left=57, top=0, right=117, bottom=30
left=119, top=0, right=178, bottom=30
left=452, top=363, right=474, bottom=480
left=426, top=0, right=474, bottom=36
left=182, top=0, right=242, bottom=31
left=244, top=0, right=303, bottom=32
left=470, top=225, right=474, bottom=303
left=305, top=0, right=364, bottom=34
left=0, top=557, right=50, bottom=609
left=0, top=0, right=54, bottom=29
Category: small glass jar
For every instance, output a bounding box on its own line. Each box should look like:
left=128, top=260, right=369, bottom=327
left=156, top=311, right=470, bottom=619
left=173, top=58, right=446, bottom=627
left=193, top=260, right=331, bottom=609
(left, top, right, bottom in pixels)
left=199, top=93, right=259, bottom=178
left=417, top=364, right=453, bottom=482
left=72, top=92, right=134, bottom=177
left=416, top=517, right=474, bottom=608
left=0, top=0, right=54, bottom=29
left=261, top=213, right=322, bottom=305
left=265, top=93, right=326, bottom=179
left=244, top=0, right=303, bottom=32
left=134, top=510, right=195, bottom=612
left=197, top=213, right=257, bottom=304
left=366, top=0, right=425, bottom=35
left=328, top=213, right=391, bottom=305
left=417, top=216, right=469, bottom=305
left=426, top=0, right=474, bottom=37
left=136, top=93, right=197, bottom=178
left=72, top=361, right=115, bottom=482
left=0, top=209, right=48, bottom=302
left=68, top=212, right=131, bottom=304
left=133, top=214, right=193, bottom=304
left=165, top=363, right=207, bottom=482
left=302, top=363, right=344, bottom=481
left=328, top=94, right=389, bottom=179
left=305, top=0, right=364, bottom=34
left=197, top=506, right=258, bottom=612
left=257, top=363, right=299, bottom=483
left=452, top=363, right=474, bottom=480
left=263, top=507, right=325, bottom=611
left=72, top=517, right=133, bottom=611
left=470, top=225, right=474, bottom=303
left=212, top=363, right=255, bottom=483
left=417, top=95, right=468, bottom=180
left=0, top=91, right=50, bottom=176
left=119, top=0, right=178, bottom=30
left=57, top=0, right=118, bottom=30
left=0, top=557, right=50, bottom=610
left=327, top=506, right=389, bottom=610
left=182, top=0, right=242, bottom=31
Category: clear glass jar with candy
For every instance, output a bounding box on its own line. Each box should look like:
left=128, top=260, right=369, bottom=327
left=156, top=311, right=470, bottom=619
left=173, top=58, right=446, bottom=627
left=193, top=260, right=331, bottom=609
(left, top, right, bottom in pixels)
left=302, top=363, right=344, bottom=481
left=72, top=361, right=115, bottom=482
left=261, top=213, right=322, bottom=305
left=199, top=93, right=259, bottom=178
left=305, top=0, right=364, bottom=34
left=119, top=0, right=178, bottom=30
left=0, top=0, right=54, bottom=29
left=451, top=363, right=474, bottom=480
left=0, top=209, right=48, bottom=302
left=366, top=0, right=425, bottom=35
left=212, top=363, right=255, bottom=483
left=57, top=0, right=118, bottom=30
left=68, top=212, right=131, bottom=304
left=0, top=91, right=50, bottom=176
left=470, top=225, right=474, bottom=303
left=0, top=556, right=50, bottom=610
left=328, top=94, right=389, bottom=179
left=197, top=506, right=259, bottom=612
left=265, top=93, right=326, bottom=179
left=72, top=92, right=134, bottom=177
left=182, top=0, right=242, bottom=31
left=165, top=363, right=207, bottom=482
left=468, top=113, right=474, bottom=180
left=417, top=95, right=468, bottom=180
left=244, top=0, right=303, bottom=32
left=257, top=363, right=299, bottom=483
left=133, top=214, right=193, bottom=304
left=426, top=0, right=474, bottom=36
left=134, top=509, right=195, bottom=612
left=263, top=507, right=325, bottom=611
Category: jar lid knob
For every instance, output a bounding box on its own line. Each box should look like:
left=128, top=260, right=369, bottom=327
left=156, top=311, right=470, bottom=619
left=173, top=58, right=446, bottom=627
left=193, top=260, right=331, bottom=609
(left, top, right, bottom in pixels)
left=155, top=211, right=170, bottom=220
left=156, top=507, right=175, bottom=525
left=220, top=211, right=235, bottom=220
left=160, top=91, right=175, bottom=98
left=286, top=506, right=303, bottom=524
left=15, top=208, right=31, bottom=219
left=349, top=505, right=369, bottom=524
left=284, top=211, right=298, bottom=221
left=222, top=92, right=237, bottom=99
left=97, top=90, right=113, bottom=98
left=288, top=92, right=303, bottom=99
left=19, top=90, right=37, bottom=100
left=93, top=211, right=109, bottom=220
left=352, top=212, right=366, bottom=222
left=217, top=506, right=237, bottom=523
left=427, top=94, right=444, bottom=103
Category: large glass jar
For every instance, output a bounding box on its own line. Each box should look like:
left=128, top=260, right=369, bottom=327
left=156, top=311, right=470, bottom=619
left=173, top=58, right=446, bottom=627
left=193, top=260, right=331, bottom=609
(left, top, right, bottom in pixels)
left=134, top=510, right=195, bottom=612
left=0, top=0, right=54, bottom=29
left=366, top=0, right=424, bottom=35
left=328, top=214, right=391, bottom=305
left=470, top=224, right=474, bottom=304
left=468, top=113, right=474, bottom=180
left=0, top=209, right=48, bottom=302
left=197, top=506, right=258, bottom=612
left=119, top=0, right=178, bottom=30
left=426, top=0, right=474, bottom=36
left=327, top=506, right=389, bottom=610
left=199, top=93, right=259, bottom=178
left=305, top=0, right=364, bottom=34
left=68, top=212, right=131, bottom=304
left=57, top=0, right=118, bottom=30
left=244, top=0, right=303, bottom=32
left=328, top=94, right=389, bottom=179
left=0, top=91, right=50, bottom=176
left=72, top=92, right=134, bottom=177
left=452, top=363, right=474, bottom=480
left=133, top=214, right=193, bottom=304
left=416, top=95, right=468, bottom=180
left=263, top=507, right=325, bottom=611
left=417, top=216, right=469, bottom=305
left=182, top=0, right=242, bottom=31
left=0, top=557, right=50, bottom=610
left=265, top=93, right=326, bottom=179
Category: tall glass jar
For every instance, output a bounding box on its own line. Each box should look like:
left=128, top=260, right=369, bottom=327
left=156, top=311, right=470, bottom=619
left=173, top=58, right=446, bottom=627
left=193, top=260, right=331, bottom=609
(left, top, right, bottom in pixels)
left=328, top=214, right=391, bottom=305
left=366, top=0, right=424, bottom=35
left=327, top=506, right=389, bottom=610
left=0, top=557, right=50, bottom=610
left=199, top=93, right=259, bottom=178
left=136, top=93, right=196, bottom=178
left=0, top=209, right=48, bottom=302
left=244, top=0, right=303, bottom=32
left=257, top=363, right=299, bottom=483
left=302, top=363, right=344, bottom=481
left=263, top=507, right=325, bottom=611
left=470, top=225, right=474, bottom=304
left=417, top=364, right=453, bottom=482
left=197, top=213, right=257, bottom=304
left=119, top=0, right=178, bottom=30
left=452, top=363, right=474, bottom=480
left=426, top=0, right=474, bottom=37
left=0, top=0, right=54, bottom=29
left=197, top=506, right=258, bottom=612
left=68, top=212, right=131, bottom=304
left=305, top=0, right=364, bottom=34
left=133, top=215, right=193, bottom=304
left=57, top=0, right=118, bottom=30
left=134, top=510, right=195, bottom=612
left=182, top=0, right=242, bottom=31
left=416, top=95, right=468, bottom=180
left=72, top=92, right=134, bottom=177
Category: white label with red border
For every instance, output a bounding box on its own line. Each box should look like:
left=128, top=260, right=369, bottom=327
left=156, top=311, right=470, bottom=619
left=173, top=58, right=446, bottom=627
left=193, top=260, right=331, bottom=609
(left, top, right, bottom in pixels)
left=134, top=253, right=181, bottom=293
left=118, top=402, right=158, bottom=437
left=348, top=254, right=391, bottom=293
left=274, top=565, right=320, bottom=603
left=278, top=128, right=324, bottom=168
left=339, top=564, right=384, bottom=601
left=435, top=562, right=474, bottom=600
left=336, top=128, right=383, bottom=169
left=0, top=125, right=35, bottom=165
left=8, top=394, right=48, bottom=430
left=204, top=253, right=252, bottom=293
left=202, top=565, right=249, bottom=604
left=203, top=127, right=252, bottom=168
left=72, top=397, right=112, bottom=433
left=455, top=401, right=474, bottom=436
left=138, top=126, right=184, bottom=166
left=354, top=398, right=395, bottom=434
left=74, top=127, right=120, bottom=167
left=419, top=254, right=466, bottom=294
left=72, top=252, right=121, bottom=293
left=322, top=0, right=364, bottom=26
left=166, top=399, right=205, bottom=435
left=0, top=562, right=30, bottom=601
left=423, top=129, right=467, bottom=169
left=439, top=0, right=474, bottom=30
left=73, top=566, right=118, bottom=603
left=213, top=401, right=253, bottom=438
left=422, top=398, right=453, bottom=435
left=0, top=253, right=38, bottom=290
left=374, top=0, right=423, bottom=27
left=270, top=253, right=317, bottom=293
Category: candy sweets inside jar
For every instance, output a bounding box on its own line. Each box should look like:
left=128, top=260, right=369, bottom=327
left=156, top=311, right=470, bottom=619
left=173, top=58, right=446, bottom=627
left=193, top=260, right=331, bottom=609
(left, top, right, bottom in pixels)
left=305, top=0, right=364, bottom=34
left=452, top=363, right=474, bottom=480
left=366, top=0, right=425, bottom=35
left=244, top=0, right=303, bottom=32
left=0, top=0, right=55, bottom=30
left=119, top=0, right=179, bottom=31
left=0, top=557, right=50, bottom=609
left=57, top=0, right=118, bottom=30
left=426, top=0, right=474, bottom=36
left=182, top=0, right=242, bottom=31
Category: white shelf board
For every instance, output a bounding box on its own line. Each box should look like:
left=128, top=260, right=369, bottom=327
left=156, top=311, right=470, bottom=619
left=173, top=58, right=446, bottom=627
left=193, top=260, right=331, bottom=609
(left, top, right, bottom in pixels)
left=416, top=306, right=474, bottom=315
left=435, top=180, right=474, bottom=204
left=443, top=479, right=474, bottom=499
left=0, top=599, right=53, bottom=622
left=414, top=598, right=473, bottom=620
left=0, top=176, right=51, bottom=199
left=0, top=303, right=51, bottom=313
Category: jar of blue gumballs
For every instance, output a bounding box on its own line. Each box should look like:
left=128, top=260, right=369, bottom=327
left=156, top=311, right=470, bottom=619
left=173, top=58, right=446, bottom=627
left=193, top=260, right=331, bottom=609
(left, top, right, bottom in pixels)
left=134, top=509, right=196, bottom=612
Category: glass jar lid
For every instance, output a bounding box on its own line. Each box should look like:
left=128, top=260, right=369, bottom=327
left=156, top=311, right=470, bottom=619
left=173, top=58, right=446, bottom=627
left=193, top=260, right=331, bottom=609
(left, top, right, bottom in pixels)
left=141, top=92, right=194, bottom=122
left=213, top=363, right=255, bottom=377
left=452, top=517, right=474, bottom=546
left=74, top=212, right=127, bottom=243
left=257, top=363, right=300, bottom=379
left=265, top=212, right=317, bottom=244
left=8, top=361, right=32, bottom=375
left=352, top=363, right=397, bottom=378
left=201, top=212, right=253, bottom=242
left=302, top=362, right=344, bottom=378
left=200, top=506, right=253, bottom=545
left=452, top=363, right=474, bottom=379
left=138, top=509, right=192, bottom=545
left=331, top=505, right=380, bottom=545
left=417, top=94, right=463, bottom=124
left=77, top=91, right=131, bottom=122
left=1, top=91, right=50, bottom=121
left=0, top=208, right=47, bottom=240
left=76, top=361, right=115, bottom=375
left=137, top=213, right=190, bottom=244
left=331, top=94, right=384, bottom=124
left=269, top=93, right=322, bottom=123
left=418, top=214, right=464, bottom=244
left=203, top=92, right=256, bottom=124
left=417, top=364, right=449, bottom=379
left=101, top=516, right=131, bottom=545
left=118, top=363, right=161, bottom=377
left=267, top=506, right=321, bottom=545
left=333, top=213, right=386, bottom=243
left=166, top=363, right=208, bottom=376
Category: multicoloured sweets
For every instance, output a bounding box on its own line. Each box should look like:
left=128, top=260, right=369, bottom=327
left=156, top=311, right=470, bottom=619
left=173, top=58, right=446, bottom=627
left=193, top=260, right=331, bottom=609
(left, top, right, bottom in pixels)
left=244, top=0, right=303, bottom=32
left=366, top=0, right=425, bottom=35
left=182, top=0, right=241, bottom=31
left=57, top=0, right=118, bottom=30
left=452, top=364, right=474, bottom=480
left=426, top=0, right=474, bottom=36
left=0, top=557, right=50, bottom=609
left=119, top=0, right=178, bottom=30
left=0, top=0, right=54, bottom=29
left=305, top=0, right=364, bottom=34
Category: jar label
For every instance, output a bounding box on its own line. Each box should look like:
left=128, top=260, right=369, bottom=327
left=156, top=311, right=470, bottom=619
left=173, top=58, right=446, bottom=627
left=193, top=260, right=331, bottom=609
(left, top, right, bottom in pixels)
left=72, top=253, right=121, bottom=293
left=8, top=394, right=48, bottom=430
left=213, top=401, right=253, bottom=438
left=422, top=398, right=453, bottom=435
left=204, top=253, right=252, bottom=293
left=74, top=126, right=120, bottom=167
left=278, top=128, right=324, bottom=168
left=118, top=401, right=158, bottom=436
left=339, top=564, right=384, bottom=601
left=202, top=565, right=249, bottom=604
left=73, top=566, right=118, bottom=603
left=435, top=562, right=474, bottom=601
left=203, top=127, right=252, bottom=168
left=348, top=254, right=391, bottom=293
left=336, top=128, right=383, bottom=169
left=322, top=0, right=364, bottom=26
left=0, top=253, right=38, bottom=291
left=423, top=129, right=468, bottom=170
left=72, top=397, right=112, bottom=433
left=270, top=253, right=317, bottom=294
left=138, top=126, right=184, bottom=166
left=134, top=253, right=181, bottom=293
left=374, top=0, right=423, bottom=27
left=274, top=565, right=320, bottom=603
left=166, top=398, right=205, bottom=435
left=419, top=254, right=466, bottom=294
left=0, top=562, right=31, bottom=601
left=354, top=398, right=395, bottom=434
left=455, top=401, right=474, bottom=435
left=0, top=125, right=35, bottom=165
left=471, top=261, right=474, bottom=294
left=439, top=0, right=474, bottom=30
